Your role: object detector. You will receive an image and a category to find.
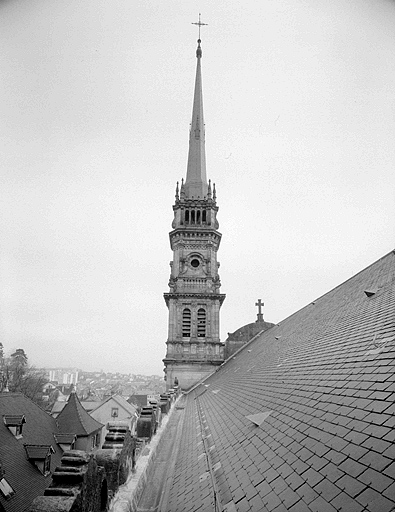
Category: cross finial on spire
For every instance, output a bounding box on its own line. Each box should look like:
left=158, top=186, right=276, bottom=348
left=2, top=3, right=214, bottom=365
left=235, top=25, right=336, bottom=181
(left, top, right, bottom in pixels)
left=192, top=13, right=208, bottom=40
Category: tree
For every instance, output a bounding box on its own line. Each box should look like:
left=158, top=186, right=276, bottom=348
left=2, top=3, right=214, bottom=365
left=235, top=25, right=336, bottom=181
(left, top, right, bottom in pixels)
left=0, top=347, right=47, bottom=405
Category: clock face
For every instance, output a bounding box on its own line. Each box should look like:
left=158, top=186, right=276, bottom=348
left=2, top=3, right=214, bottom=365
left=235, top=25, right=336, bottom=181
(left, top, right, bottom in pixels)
left=190, top=258, right=200, bottom=268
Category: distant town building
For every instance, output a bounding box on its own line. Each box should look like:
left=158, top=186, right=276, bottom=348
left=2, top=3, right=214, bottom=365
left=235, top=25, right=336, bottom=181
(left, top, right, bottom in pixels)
left=47, top=368, right=79, bottom=385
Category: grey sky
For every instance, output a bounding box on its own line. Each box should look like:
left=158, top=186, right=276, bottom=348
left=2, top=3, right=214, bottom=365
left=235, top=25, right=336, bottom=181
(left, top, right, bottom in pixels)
left=1, top=0, right=394, bottom=375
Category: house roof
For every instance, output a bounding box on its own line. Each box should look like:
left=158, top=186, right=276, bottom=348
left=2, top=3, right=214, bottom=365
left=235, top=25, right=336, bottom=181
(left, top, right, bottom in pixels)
left=50, top=399, right=102, bottom=417
left=162, top=250, right=395, bottom=511
left=0, top=393, right=63, bottom=512
left=56, top=392, right=103, bottom=436
left=91, top=394, right=138, bottom=416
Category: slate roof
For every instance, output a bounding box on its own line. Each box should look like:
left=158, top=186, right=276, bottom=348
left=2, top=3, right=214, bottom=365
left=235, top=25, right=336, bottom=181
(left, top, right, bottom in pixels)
left=162, top=250, right=395, bottom=512
left=56, top=392, right=103, bottom=436
left=0, top=393, right=63, bottom=512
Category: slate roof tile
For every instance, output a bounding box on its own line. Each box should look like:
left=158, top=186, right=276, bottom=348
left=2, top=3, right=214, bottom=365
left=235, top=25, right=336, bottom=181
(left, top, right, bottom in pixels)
left=337, top=458, right=365, bottom=479
left=336, top=474, right=366, bottom=498
left=330, top=492, right=364, bottom=512
left=296, top=483, right=319, bottom=505
left=288, top=500, right=310, bottom=512
left=355, top=487, right=395, bottom=512
left=309, top=496, right=338, bottom=512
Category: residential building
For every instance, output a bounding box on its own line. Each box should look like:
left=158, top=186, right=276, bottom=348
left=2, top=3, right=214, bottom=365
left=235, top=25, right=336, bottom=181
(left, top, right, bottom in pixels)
left=89, top=394, right=138, bottom=439
left=56, top=392, right=103, bottom=452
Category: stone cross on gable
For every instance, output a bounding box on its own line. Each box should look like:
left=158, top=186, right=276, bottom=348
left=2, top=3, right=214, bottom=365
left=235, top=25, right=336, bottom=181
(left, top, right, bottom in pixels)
left=255, top=299, right=264, bottom=322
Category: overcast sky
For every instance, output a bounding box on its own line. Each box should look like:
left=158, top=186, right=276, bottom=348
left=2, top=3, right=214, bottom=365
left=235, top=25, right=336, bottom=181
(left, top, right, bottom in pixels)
left=1, top=0, right=394, bottom=376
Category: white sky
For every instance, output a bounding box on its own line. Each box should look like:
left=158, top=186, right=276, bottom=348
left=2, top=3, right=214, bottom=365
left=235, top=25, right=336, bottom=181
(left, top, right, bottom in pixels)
left=1, top=0, right=394, bottom=376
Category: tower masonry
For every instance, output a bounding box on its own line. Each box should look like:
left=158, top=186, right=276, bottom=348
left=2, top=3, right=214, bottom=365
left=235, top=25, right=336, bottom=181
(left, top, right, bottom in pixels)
left=163, top=37, right=225, bottom=390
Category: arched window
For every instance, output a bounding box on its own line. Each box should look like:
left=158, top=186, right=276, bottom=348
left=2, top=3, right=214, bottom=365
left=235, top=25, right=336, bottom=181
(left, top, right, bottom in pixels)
left=182, top=308, right=191, bottom=337
left=185, top=210, right=189, bottom=223
left=197, top=308, right=206, bottom=337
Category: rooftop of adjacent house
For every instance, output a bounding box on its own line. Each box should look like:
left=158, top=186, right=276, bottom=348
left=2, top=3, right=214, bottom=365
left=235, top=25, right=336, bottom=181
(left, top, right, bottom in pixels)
left=151, top=249, right=395, bottom=511
left=91, top=393, right=138, bottom=416
left=56, top=392, right=103, bottom=436
left=51, top=398, right=102, bottom=417
left=0, top=393, right=63, bottom=512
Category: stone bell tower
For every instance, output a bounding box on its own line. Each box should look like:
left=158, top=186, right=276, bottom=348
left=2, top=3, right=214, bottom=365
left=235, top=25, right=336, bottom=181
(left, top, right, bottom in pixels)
left=163, top=35, right=225, bottom=391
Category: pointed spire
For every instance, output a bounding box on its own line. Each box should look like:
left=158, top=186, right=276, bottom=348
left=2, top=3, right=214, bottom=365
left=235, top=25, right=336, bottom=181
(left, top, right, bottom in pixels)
left=184, top=38, right=208, bottom=199
left=175, top=181, right=179, bottom=202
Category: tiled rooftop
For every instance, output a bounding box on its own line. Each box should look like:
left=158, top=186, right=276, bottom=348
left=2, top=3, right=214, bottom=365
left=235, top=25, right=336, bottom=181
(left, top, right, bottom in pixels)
left=161, top=250, right=395, bottom=511
left=0, top=393, right=63, bottom=512
left=56, top=391, right=103, bottom=436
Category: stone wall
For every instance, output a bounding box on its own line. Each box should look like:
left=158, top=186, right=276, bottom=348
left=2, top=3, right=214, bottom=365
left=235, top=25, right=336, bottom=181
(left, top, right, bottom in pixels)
left=28, top=450, right=107, bottom=512
left=28, top=422, right=136, bottom=512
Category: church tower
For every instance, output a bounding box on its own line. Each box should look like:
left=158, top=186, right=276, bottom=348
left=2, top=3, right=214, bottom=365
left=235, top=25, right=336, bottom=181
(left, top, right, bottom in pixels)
left=163, top=36, right=225, bottom=391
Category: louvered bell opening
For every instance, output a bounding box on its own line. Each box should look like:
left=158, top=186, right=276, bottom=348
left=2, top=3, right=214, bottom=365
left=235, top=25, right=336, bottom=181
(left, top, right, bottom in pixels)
left=197, top=308, right=206, bottom=337
left=182, top=308, right=191, bottom=337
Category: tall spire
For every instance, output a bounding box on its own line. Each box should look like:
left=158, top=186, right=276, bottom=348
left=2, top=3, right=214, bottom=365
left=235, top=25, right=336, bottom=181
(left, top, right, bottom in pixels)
left=184, top=35, right=208, bottom=199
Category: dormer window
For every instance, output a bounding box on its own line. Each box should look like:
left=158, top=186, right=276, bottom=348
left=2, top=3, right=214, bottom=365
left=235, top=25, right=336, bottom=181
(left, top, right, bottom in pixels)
left=3, top=414, right=26, bottom=438
left=54, top=433, right=76, bottom=452
left=24, top=445, right=55, bottom=476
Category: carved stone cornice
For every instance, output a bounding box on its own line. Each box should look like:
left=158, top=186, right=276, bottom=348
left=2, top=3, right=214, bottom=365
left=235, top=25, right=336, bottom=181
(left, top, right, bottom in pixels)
left=164, top=292, right=226, bottom=307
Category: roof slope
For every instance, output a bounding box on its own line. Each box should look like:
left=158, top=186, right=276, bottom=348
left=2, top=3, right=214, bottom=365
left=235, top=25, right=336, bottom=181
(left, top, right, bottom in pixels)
left=0, top=393, right=63, bottom=512
left=163, top=250, right=395, bottom=511
left=56, top=392, right=103, bottom=436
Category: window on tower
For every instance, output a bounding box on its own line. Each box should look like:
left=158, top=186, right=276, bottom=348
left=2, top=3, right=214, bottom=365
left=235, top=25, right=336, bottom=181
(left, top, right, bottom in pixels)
left=197, top=308, right=206, bottom=337
left=182, top=308, right=191, bottom=337
left=185, top=210, right=189, bottom=223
